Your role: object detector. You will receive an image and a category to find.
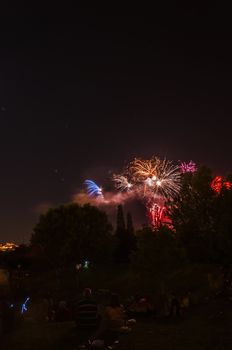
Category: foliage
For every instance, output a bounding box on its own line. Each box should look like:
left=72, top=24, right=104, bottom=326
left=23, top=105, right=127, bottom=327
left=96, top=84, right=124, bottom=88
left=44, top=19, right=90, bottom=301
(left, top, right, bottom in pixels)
left=126, top=212, right=134, bottom=235
left=114, top=206, right=136, bottom=262
left=130, top=226, right=186, bottom=276
left=31, top=203, right=113, bottom=265
left=212, top=181, right=232, bottom=264
left=115, top=204, right=126, bottom=237
left=170, top=166, right=232, bottom=263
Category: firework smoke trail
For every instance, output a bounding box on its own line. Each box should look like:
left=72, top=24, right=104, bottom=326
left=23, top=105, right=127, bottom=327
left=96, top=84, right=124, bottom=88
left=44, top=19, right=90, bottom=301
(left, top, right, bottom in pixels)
left=180, top=161, right=197, bottom=173
left=112, top=174, right=133, bottom=192
left=82, top=179, right=135, bottom=206
left=84, top=180, right=104, bottom=199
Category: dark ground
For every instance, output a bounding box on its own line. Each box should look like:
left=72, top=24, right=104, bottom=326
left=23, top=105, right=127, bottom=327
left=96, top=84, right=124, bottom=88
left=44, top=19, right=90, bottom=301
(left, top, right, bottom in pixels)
left=2, top=296, right=232, bottom=350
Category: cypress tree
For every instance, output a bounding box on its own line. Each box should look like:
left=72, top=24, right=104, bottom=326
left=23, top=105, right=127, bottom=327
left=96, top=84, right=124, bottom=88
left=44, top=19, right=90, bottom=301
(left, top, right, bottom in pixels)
left=116, top=205, right=126, bottom=239
left=126, top=212, right=134, bottom=235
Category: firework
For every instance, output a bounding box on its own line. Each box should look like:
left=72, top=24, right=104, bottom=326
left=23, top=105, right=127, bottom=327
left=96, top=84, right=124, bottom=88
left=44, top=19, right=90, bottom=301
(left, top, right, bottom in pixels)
left=129, top=158, right=158, bottom=181
left=84, top=180, right=103, bottom=198
left=180, top=161, right=197, bottom=173
left=224, top=181, right=232, bottom=190
left=82, top=156, right=182, bottom=230
left=211, top=176, right=223, bottom=194
left=152, top=158, right=181, bottom=199
left=112, top=174, right=133, bottom=191
left=127, top=157, right=181, bottom=200
left=148, top=203, right=166, bottom=229
left=211, top=176, right=232, bottom=194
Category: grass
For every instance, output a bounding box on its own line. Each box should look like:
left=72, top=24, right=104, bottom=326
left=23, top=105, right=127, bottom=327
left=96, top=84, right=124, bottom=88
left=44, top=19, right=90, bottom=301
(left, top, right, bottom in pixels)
left=2, top=262, right=228, bottom=349
left=2, top=296, right=232, bottom=350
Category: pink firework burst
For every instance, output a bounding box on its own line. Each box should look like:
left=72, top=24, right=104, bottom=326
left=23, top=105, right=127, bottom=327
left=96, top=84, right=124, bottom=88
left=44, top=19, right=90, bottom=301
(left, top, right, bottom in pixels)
left=180, top=161, right=197, bottom=173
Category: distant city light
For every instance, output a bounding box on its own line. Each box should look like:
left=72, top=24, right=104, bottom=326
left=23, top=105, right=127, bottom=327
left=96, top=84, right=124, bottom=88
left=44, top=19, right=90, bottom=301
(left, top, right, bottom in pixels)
left=0, top=242, right=19, bottom=252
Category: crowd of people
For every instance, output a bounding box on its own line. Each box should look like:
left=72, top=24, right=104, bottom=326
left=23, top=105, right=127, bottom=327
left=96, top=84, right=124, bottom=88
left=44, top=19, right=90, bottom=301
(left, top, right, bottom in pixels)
left=0, top=287, right=193, bottom=346
left=1, top=264, right=232, bottom=348
left=35, top=288, right=192, bottom=348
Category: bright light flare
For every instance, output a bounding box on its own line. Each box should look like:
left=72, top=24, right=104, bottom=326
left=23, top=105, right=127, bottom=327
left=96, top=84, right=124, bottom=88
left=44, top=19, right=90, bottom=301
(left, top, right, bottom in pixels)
left=145, top=177, right=153, bottom=187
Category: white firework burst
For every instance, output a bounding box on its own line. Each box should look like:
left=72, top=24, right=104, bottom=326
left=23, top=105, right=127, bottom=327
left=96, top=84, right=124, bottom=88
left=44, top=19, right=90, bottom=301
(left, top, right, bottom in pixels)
left=112, top=174, right=133, bottom=191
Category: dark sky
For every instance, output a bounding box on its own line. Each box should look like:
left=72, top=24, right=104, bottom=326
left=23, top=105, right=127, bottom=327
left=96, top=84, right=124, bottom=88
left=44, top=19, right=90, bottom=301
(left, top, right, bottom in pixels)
left=0, top=5, right=232, bottom=242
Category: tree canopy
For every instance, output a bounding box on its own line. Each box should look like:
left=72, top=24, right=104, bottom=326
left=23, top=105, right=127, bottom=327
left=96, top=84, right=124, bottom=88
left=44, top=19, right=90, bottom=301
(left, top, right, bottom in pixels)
left=170, top=166, right=232, bottom=263
left=31, top=203, right=113, bottom=265
left=130, top=225, right=185, bottom=276
left=114, top=205, right=136, bottom=262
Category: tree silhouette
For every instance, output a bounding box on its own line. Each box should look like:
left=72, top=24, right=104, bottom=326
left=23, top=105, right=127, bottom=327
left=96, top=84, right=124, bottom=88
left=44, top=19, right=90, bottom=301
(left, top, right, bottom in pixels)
left=115, top=206, right=136, bottom=262
left=31, top=203, right=113, bottom=265
left=170, top=166, right=232, bottom=264
left=115, top=204, right=126, bottom=239
left=127, top=212, right=134, bottom=235
left=130, top=225, right=185, bottom=275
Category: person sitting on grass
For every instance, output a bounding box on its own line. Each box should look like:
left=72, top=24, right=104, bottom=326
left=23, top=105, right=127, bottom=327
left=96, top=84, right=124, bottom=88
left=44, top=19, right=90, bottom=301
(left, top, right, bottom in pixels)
left=92, top=293, right=131, bottom=347
left=105, top=294, right=125, bottom=331
left=56, top=299, right=71, bottom=322
left=127, top=295, right=154, bottom=317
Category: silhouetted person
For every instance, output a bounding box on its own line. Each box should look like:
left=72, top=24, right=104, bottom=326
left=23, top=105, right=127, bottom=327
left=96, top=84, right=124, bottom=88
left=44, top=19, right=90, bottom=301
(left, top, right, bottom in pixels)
left=75, top=288, right=99, bottom=346
left=94, top=294, right=126, bottom=346
left=56, top=300, right=70, bottom=322
left=169, top=294, right=181, bottom=317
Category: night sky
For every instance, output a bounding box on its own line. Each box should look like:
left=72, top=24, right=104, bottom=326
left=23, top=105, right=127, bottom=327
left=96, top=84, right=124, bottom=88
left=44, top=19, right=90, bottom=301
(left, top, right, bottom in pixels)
left=0, top=5, right=232, bottom=242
